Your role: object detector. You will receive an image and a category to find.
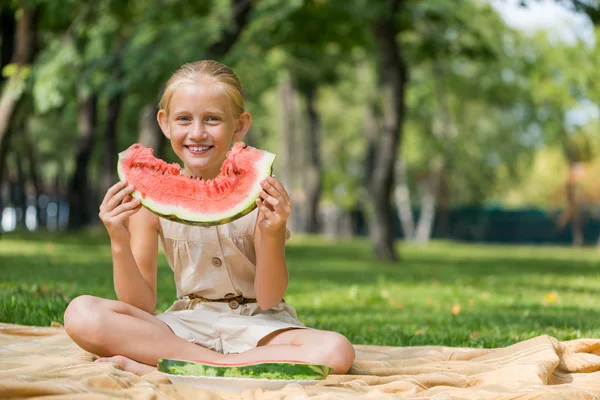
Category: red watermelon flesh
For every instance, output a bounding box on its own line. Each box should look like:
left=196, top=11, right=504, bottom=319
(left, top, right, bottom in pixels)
left=117, top=142, right=275, bottom=226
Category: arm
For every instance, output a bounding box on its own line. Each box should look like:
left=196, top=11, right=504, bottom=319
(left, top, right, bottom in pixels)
left=254, top=221, right=288, bottom=310
left=112, top=207, right=159, bottom=313
left=99, top=180, right=159, bottom=313
left=253, top=177, right=292, bottom=310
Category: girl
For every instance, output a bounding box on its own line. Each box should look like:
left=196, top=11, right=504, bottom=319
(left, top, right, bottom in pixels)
left=63, top=60, right=355, bottom=376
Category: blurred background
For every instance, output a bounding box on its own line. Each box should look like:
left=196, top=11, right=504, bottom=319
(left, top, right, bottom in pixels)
left=1, top=0, right=599, bottom=261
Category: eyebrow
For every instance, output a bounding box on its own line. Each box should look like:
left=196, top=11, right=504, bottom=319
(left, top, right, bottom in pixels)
left=172, top=109, right=226, bottom=116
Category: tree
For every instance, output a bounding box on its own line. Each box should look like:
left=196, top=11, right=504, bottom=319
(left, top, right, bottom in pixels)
left=365, top=0, right=408, bottom=260
left=395, top=0, right=537, bottom=243
left=0, top=2, right=38, bottom=192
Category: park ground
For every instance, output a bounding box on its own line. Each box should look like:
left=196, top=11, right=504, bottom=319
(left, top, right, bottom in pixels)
left=1, top=230, right=599, bottom=348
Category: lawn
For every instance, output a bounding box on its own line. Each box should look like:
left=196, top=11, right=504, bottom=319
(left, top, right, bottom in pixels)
left=1, top=229, right=599, bottom=348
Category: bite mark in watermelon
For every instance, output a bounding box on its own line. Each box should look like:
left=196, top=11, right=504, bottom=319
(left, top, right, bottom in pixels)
left=116, top=142, right=275, bottom=226
left=157, top=358, right=333, bottom=380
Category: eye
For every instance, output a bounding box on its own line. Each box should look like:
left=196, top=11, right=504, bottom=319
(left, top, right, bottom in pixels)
left=176, top=115, right=191, bottom=122
left=206, top=116, right=220, bottom=122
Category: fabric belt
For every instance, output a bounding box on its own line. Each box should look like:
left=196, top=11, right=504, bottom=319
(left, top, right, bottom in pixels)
left=182, top=293, right=257, bottom=310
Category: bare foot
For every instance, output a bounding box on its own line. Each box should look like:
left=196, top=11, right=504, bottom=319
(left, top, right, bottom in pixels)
left=95, top=355, right=156, bottom=376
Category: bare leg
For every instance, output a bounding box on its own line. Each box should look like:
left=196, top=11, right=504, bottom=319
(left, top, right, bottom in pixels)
left=64, top=296, right=354, bottom=375
left=95, top=328, right=355, bottom=375
left=228, top=328, right=355, bottom=374
left=64, top=296, right=228, bottom=370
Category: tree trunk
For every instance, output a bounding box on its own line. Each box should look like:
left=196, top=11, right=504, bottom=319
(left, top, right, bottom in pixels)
left=14, top=149, right=25, bottom=227
left=360, top=71, right=378, bottom=228
left=67, top=93, right=98, bottom=229
left=138, top=104, right=165, bottom=158
left=369, top=0, right=407, bottom=261
left=22, top=124, right=43, bottom=225
left=101, top=91, right=123, bottom=196
left=301, top=84, right=322, bottom=233
left=278, top=77, right=304, bottom=232
left=0, top=122, right=13, bottom=200
left=437, top=173, right=451, bottom=238
left=561, top=138, right=585, bottom=246
left=394, top=158, right=414, bottom=240
left=414, top=162, right=442, bottom=244
left=566, top=162, right=584, bottom=246
left=0, top=5, right=37, bottom=182
left=412, top=59, right=456, bottom=244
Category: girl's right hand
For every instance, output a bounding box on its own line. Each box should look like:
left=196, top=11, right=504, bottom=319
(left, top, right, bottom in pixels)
left=99, top=180, right=142, bottom=244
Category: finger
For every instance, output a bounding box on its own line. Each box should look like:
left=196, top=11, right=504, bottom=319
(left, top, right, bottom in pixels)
left=268, top=177, right=291, bottom=204
left=258, top=197, right=275, bottom=212
left=122, top=194, right=135, bottom=204
left=260, top=184, right=291, bottom=217
left=259, top=189, right=282, bottom=210
left=262, top=177, right=292, bottom=205
left=105, top=184, right=136, bottom=212
left=107, top=197, right=141, bottom=217
left=256, top=198, right=274, bottom=215
left=116, top=204, right=143, bottom=221
left=101, top=180, right=129, bottom=207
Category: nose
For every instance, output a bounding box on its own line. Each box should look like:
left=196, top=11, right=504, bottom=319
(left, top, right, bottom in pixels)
left=189, top=121, right=207, bottom=139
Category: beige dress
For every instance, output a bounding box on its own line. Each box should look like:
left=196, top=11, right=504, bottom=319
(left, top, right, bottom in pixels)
left=154, top=207, right=306, bottom=355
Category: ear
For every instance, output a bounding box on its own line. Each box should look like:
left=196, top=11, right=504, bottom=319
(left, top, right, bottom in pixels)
left=157, top=109, right=171, bottom=140
left=232, top=111, right=252, bottom=142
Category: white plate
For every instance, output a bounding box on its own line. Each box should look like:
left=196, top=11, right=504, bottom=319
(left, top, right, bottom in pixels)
left=164, top=373, right=320, bottom=392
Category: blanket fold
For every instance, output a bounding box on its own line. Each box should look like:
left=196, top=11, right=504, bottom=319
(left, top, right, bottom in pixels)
left=1, top=323, right=599, bottom=399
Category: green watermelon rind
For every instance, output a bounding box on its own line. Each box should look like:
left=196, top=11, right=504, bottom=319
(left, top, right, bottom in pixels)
left=116, top=149, right=275, bottom=227
left=157, top=359, right=333, bottom=381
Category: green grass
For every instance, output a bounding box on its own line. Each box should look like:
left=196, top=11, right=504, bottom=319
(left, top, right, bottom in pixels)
left=1, top=229, right=600, bottom=348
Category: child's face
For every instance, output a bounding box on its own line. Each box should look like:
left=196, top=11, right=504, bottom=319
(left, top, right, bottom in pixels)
left=158, top=80, right=249, bottom=179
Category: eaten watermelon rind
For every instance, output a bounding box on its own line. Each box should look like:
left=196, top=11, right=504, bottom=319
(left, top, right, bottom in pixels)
left=116, top=145, right=275, bottom=227
left=157, top=358, right=333, bottom=381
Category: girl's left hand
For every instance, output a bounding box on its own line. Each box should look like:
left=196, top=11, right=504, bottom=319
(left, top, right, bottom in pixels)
left=256, top=176, right=292, bottom=236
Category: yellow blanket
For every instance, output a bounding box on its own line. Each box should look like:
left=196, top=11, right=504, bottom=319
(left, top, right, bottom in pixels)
left=2, top=322, right=600, bottom=399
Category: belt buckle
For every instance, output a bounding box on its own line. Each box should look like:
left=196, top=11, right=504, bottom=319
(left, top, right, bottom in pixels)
left=185, top=294, right=206, bottom=310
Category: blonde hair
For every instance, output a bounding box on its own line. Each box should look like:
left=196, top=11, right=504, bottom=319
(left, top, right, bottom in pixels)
left=158, top=60, right=244, bottom=118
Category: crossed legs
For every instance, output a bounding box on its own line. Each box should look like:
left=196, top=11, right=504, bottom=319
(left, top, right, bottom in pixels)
left=64, top=295, right=355, bottom=376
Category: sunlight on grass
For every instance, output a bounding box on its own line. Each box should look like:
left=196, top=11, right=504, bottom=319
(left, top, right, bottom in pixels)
left=1, top=231, right=599, bottom=348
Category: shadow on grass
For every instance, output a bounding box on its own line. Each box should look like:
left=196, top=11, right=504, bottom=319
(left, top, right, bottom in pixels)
left=1, top=228, right=110, bottom=246
left=286, top=243, right=599, bottom=286
left=3, top=250, right=595, bottom=294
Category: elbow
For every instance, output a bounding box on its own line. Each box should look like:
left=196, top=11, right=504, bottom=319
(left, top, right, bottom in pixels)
left=141, top=302, right=156, bottom=314
left=137, top=297, right=156, bottom=313
left=135, top=301, right=156, bottom=314
left=257, top=296, right=282, bottom=311
left=117, top=293, right=155, bottom=314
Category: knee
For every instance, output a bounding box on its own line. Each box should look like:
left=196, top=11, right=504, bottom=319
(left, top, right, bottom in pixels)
left=318, top=332, right=355, bottom=374
left=64, top=295, right=107, bottom=343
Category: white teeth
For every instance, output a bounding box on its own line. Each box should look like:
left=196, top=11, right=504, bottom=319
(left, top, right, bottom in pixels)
left=189, top=146, right=210, bottom=152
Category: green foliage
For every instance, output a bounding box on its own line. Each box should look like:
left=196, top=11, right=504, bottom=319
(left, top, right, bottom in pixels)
left=2, top=231, right=600, bottom=347
left=32, top=39, right=79, bottom=113
left=3, top=0, right=599, bottom=218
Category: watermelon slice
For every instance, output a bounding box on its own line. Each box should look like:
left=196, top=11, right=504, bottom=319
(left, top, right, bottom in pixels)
left=116, top=142, right=275, bottom=226
left=157, top=358, right=333, bottom=380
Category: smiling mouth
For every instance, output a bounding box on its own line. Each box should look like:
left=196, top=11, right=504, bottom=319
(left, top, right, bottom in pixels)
left=186, top=145, right=213, bottom=154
